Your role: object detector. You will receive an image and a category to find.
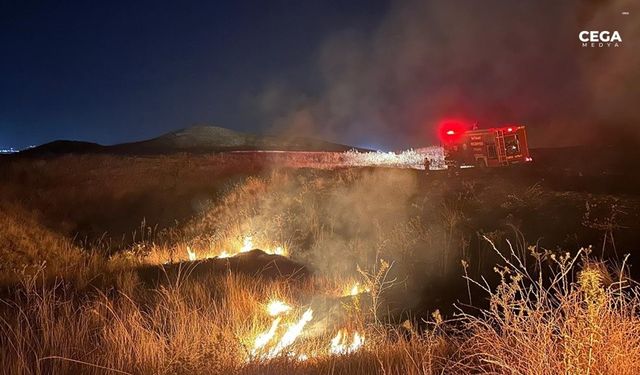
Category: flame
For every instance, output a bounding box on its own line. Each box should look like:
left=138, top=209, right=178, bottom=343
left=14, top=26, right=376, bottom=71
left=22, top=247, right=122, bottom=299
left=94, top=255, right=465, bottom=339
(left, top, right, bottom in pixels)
left=351, top=332, right=364, bottom=352
left=266, top=300, right=291, bottom=316
left=343, top=282, right=370, bottom=297
left=252, top=316, right=282, bottom=355
left=211, top=236, right=289, bottom=259
left=349, top=284, right=359, bottom=296
left=251, top=301, right=309, bottom=360
left=250, top=297, right=368, bottom=362
left=272, top=246, right=285, bottom=256
left=269, top=308, right=313, bottom=357
left=187, top=246, right=197, bottom=261
left=185, top=236, right=288, bottom=261
left=330, top=330, right=343, bottom=348
left=240, top=236, right=254, bottom=253
left=330, top=329, right=365, bottom=355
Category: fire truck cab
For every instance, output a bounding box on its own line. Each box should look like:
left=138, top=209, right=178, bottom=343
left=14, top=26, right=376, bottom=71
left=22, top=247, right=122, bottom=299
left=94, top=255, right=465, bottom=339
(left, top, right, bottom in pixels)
left=441, top=125, right=531, bottom=168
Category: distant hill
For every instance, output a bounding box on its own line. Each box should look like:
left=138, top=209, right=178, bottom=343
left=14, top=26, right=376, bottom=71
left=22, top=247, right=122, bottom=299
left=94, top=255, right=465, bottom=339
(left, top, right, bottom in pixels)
left=111, top=126, right=360, bottom=153
left=18, top=140, right=106, bottom=156
left=17, top=125, right=364, bottom=156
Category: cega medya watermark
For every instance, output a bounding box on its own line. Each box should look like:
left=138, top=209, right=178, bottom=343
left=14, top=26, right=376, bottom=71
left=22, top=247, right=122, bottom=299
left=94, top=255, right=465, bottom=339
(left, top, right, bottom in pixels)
left=579, top=31, right=622, bottom=48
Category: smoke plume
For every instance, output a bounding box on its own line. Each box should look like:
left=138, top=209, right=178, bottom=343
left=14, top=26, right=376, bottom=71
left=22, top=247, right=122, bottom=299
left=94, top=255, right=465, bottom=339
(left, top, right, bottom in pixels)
left=259, top=0, right=640, bottom=148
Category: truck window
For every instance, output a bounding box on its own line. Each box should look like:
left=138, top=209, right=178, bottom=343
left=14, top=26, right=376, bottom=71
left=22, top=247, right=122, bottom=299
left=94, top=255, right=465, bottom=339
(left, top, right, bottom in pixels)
left=505, top=135, right=520, bottom=156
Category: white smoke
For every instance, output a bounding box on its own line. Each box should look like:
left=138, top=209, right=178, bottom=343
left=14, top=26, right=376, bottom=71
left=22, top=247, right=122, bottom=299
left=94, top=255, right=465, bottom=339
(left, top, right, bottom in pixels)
left=259, top=0, right=640, bottom=148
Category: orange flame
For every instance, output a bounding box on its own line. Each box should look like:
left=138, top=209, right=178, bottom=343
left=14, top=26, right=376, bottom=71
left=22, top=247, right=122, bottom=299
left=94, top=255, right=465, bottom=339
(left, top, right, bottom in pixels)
left=330, top=329, right=365, bottom=355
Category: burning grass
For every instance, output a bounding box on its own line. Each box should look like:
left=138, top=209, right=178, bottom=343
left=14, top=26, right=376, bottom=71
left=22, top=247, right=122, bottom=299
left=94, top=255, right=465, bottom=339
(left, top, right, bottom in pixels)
left=2, top=239, right=640, bottom=374
left=0, top=269, right=415, bottom=374
left=2, top=160, right=640, bottom=374
left=0, top=226, right=640, bottom=374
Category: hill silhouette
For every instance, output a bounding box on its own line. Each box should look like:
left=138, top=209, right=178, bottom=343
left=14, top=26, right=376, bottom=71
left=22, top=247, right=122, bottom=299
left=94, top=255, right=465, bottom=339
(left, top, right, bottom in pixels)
left=111, top=125, right=360, bottom=153
left=19, top=125, right=363, bottom=156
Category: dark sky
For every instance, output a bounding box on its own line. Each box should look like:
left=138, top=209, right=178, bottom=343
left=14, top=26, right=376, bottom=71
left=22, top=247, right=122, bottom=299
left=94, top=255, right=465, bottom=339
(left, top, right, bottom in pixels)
left=1, top=0, right=638, bottom=150
left=0, top=0, right=387, bottom=148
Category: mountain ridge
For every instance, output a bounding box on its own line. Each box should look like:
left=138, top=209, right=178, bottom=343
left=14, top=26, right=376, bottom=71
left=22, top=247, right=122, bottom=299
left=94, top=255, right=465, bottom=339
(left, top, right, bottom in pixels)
left=17, top=125, right=365, bottom=156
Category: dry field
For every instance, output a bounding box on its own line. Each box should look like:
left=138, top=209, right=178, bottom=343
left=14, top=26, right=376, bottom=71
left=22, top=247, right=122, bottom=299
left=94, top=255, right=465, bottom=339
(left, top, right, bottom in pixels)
left=1, top=154, right=640, bottom=374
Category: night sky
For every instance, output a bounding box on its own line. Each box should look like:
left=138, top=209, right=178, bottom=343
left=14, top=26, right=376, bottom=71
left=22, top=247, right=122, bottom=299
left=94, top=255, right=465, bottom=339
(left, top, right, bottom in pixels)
left=0, top=1, right=387, bottom=148
left=1, top=1, right=638, bottom=150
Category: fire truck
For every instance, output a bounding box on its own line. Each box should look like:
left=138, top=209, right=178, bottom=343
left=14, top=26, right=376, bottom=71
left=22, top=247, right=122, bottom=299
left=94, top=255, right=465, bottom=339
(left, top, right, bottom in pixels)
left=440, top=124, right=532, bottom=168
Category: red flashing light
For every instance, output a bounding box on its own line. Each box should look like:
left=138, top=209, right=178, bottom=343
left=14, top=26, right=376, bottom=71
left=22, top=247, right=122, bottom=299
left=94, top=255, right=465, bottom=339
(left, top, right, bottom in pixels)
left=507, top=127, right=513, bottom=132
left=437, top=119, right=469, bottom=143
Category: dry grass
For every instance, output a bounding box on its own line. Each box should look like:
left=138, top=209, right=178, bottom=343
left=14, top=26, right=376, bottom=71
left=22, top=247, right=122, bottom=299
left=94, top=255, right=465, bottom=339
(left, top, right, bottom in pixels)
left=1, top=157, right=640, bottom=374
left=0, top=201, right=89, bottom=285
left=0, top=268, right=446, bottom=374
left=1, top=244, right=640, bottom=374
left=450, top=243, right=640, bottom=375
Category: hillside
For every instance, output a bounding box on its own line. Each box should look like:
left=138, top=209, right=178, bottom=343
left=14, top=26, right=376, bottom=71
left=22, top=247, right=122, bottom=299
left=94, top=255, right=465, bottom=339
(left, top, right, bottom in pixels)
left=19, top=125, right=361, bottom=156
left=17, top=140, right=105, bottom=156
left=114, top=125, right=360, bottom=153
